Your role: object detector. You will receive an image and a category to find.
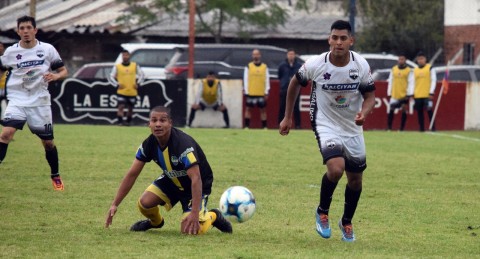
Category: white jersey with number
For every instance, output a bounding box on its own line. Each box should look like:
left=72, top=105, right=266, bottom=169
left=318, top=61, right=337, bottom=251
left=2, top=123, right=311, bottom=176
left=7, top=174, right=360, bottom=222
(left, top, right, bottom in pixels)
left=296, top=51, right=375, bottom=137
left=0, top=40, right=62, bottom=106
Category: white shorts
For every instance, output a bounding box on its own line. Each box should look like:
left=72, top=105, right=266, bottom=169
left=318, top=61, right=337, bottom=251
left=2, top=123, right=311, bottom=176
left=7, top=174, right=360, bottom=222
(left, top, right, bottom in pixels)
left=2, top=105, right=54, bottom=140
left=314, top=128, right=367, bottom=173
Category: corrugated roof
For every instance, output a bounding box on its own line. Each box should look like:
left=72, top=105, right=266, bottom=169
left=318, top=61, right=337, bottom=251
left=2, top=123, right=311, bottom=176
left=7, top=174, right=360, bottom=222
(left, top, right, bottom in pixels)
left=0, top=0, right=348, bottom=39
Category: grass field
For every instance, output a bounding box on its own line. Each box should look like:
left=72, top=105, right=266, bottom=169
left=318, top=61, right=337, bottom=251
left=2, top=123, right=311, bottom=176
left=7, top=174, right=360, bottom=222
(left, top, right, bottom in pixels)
left=1, top=125, right=479, bottom=258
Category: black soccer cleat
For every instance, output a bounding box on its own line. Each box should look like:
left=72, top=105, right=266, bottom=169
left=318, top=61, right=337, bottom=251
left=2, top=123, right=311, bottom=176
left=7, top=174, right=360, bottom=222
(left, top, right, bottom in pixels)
left=210, top=209, right=233, bottom=234
left=130, top=219, right=164, bottom=232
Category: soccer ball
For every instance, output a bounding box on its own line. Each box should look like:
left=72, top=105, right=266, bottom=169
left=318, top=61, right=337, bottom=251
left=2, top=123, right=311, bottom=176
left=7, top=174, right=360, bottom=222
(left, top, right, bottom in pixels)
left=219, top=186, right=256, bottom=223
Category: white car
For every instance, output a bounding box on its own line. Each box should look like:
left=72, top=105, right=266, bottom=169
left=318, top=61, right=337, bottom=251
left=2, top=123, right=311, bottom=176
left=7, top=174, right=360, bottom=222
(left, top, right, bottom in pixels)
left=301, top=53, right=416, bottom=73
left=360, top=53, right=417, bottom=72
left=116, top=43, right=186, bottom=79
left=433, top=65, right=480, bottom=82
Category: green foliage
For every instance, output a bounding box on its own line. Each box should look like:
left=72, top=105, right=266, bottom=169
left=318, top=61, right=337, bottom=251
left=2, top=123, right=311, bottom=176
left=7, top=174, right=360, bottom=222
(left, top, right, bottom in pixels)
left=0, top=126, right=479, bottom=258
left=348, top=0, right=444, bottom=60
left=117, top=0, right=288, bottom=43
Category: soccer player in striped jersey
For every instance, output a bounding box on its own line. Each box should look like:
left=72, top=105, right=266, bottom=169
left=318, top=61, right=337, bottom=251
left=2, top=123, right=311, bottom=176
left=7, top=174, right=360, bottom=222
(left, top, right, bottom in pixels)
left=279, top=20, right=375, bottom=242
left=105, top=106, right=232, bottom=235
left=0, top=16, right=68, bottom=191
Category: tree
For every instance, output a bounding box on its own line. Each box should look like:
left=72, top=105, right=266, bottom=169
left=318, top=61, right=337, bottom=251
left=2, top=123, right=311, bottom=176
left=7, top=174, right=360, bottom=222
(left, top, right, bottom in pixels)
left=344, top=0, right=444, bottom=61
left=117, top=0, right=289, bottom=43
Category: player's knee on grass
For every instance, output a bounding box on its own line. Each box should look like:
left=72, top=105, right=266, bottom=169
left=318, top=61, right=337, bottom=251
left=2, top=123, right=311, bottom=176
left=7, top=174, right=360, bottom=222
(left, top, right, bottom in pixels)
left=137, top=199, right=164, bottom=226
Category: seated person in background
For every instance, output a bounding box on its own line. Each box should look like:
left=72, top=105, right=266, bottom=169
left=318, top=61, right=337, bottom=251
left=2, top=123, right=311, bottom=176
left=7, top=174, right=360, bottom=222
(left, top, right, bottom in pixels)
left=188, top=71, right=230, bottom=128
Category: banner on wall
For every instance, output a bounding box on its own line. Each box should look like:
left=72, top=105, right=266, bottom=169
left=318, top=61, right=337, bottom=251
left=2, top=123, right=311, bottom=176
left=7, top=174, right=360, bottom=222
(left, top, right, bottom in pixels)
left=49, top=79, right=187, bottom=126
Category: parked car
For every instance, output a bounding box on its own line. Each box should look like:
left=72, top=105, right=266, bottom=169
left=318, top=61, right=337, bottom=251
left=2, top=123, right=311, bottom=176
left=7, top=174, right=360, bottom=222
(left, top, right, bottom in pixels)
left=164, top=44, right=300, bottom=79
left=72, top=62, right=114, bottom=80
left=360, top=53, right=417, bottom=72
left=371, top=68, right=391, bottom=81
left=434, top=65, right=480, bottom=82
left=116, top=43, right=186, bottom=79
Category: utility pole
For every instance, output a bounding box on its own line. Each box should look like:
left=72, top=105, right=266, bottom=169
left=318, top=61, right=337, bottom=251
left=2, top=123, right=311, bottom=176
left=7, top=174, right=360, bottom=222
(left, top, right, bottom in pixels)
left=349, top=0, right=355, bottom=36
left=188, top=0, right=195, bottom=79
left=30, top=0, right=36, bottom=18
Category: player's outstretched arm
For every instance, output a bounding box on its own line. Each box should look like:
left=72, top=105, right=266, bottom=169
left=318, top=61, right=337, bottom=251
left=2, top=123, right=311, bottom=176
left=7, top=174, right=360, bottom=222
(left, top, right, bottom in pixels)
left=182, top=165, right=202, bottom=235
left=105, top=159, right=145, bottom=228
left=279, top=76, right=301, bottom=136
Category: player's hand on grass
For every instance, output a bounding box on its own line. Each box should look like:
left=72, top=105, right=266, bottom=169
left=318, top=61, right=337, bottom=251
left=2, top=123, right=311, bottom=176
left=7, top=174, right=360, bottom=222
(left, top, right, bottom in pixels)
left=105, top=205, right=118, bottom=228
left=181, top=213, right=200, bottom=235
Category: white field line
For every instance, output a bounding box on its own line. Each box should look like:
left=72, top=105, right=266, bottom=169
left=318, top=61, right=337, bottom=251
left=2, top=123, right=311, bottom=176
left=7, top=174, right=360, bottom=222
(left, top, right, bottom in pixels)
left=427, top=132, right=480, bottom=142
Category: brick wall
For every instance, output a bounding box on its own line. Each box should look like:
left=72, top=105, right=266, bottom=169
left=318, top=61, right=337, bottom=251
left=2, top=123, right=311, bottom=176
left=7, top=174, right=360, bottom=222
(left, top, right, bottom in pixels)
left=444, top=25, right=480, bottom=65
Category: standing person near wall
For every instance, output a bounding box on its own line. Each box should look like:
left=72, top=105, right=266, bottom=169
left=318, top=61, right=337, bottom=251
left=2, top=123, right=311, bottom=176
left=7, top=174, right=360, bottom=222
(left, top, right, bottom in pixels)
left=243, top=49, right=270, bottom=129
left=408, top=51, right=436, bottom=132
left=278, top=48, right=302, bottom=129
left=387, top=53, right=413, bottom=131
left=109, top=49, right=145, bottom=126
left=188, top=71, right=230, bottom=128
left=279, top=20, right=376, bottom=242
left=0, top=16, right=68, bottom=191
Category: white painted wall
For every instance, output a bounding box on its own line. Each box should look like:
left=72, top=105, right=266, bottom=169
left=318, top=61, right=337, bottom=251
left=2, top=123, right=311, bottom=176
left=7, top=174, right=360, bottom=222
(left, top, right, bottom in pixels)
left=445, top=0, right=480, bottom=25
left=187, top=79, right=243, bottom=128
left=464, top=82, right=480, bottom=129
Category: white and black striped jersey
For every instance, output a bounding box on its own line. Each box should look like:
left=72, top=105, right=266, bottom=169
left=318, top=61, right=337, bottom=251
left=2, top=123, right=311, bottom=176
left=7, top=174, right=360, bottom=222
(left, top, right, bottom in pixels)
left=296, top=51, right=375, bottom=137
left=0, top=40, right=64, bottom=106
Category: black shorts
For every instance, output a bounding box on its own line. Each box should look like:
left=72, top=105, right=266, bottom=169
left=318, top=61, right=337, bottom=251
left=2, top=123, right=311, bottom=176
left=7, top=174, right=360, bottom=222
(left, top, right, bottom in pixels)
left=199, top=102, right=220, bottom=111
left=117, top=94, right=137, bottom=106
left=246, top=96, right=266, bottom=108
left=414, top=98, right=432, bottom=111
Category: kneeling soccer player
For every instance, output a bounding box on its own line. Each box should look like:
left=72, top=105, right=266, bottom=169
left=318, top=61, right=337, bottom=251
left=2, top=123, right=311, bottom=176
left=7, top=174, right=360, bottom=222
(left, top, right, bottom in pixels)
left=105, top=106, right=232, bottom=235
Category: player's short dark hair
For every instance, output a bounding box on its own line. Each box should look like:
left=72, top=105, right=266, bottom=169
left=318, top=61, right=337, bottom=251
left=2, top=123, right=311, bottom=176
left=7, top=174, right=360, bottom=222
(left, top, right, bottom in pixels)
left=287, top=48, right=295, bottom=53
left=208, top=71, right=216, bottom=76
left=331, top=20, right=351, bottom=33
left=17, top=15, right=36, bottom=29
left=416, top=51, right=426, bottom=58
left=150, top=106, right=172, bottom=119
left=121, top=49, right=130, bottom=54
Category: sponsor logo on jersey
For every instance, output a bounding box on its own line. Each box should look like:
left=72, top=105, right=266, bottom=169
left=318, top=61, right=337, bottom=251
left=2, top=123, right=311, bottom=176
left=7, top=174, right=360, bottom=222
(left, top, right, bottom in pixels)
left=17, top=60, right=44, bottom=68
left=349, top=69, right=359, bottom=80
left=335, top=95, right=347, bottom=104
left=164, top=169, right=188, bottom=178
left=322, top=83, right=358, bottom=91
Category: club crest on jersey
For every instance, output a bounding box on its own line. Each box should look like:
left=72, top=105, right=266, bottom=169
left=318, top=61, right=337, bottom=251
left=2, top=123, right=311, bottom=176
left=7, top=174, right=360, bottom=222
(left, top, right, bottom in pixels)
left=171, top=155, right=179, bottom=166
left=36, top=49, right=45, bottom=58
left=16, top=54, right=22, bottom=60
left=325, top=140, right=336, bottom=149
left=349, top=69, right=359, bottom=80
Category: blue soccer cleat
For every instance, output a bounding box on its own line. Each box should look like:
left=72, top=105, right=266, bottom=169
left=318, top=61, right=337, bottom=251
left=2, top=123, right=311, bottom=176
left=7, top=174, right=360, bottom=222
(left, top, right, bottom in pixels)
left=315, top=211, right=331, bottom=238
left=338, top=220, right=356, bottom=242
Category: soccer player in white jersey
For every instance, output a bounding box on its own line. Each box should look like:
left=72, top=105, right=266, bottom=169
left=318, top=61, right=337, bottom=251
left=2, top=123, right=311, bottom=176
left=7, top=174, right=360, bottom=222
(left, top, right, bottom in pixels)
left=279, top=20, right=375, bottom=242
left=0, top=16, right=68, bottom=191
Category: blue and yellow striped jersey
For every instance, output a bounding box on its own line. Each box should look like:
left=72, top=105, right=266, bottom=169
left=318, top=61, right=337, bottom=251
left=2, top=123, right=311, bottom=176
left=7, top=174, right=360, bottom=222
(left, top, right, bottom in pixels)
left=135, top=128, right=213, bottom=195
